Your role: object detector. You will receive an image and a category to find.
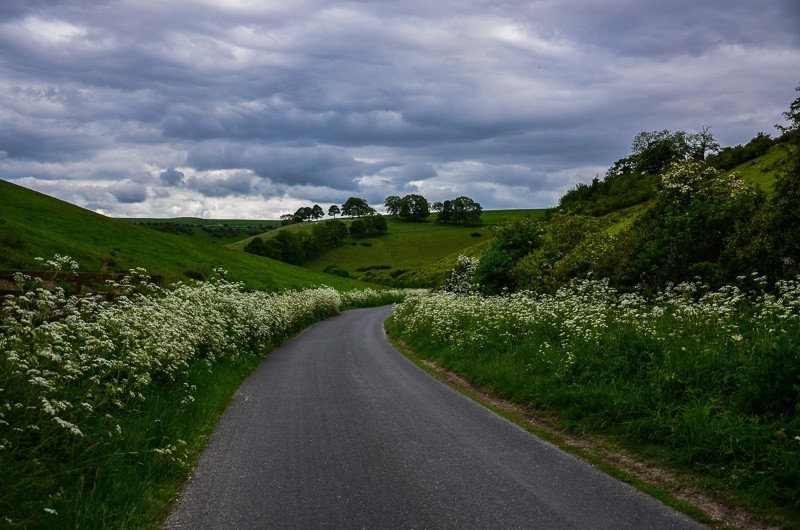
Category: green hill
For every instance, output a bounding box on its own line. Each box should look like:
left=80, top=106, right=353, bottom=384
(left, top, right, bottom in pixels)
left=0, top=180, right=374, bottom=291
left=227, top=209, right=545, bottom=286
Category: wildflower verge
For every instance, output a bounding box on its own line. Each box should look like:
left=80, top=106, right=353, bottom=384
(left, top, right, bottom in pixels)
left=386, top=278, right=800, bottom=528
left=0, top=262, right=417, bottom=528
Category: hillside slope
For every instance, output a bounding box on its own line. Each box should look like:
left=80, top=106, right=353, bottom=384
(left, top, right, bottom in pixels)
left=228, top=209, right=544, bottom=286
left=0, top=180, right=373, bottom=291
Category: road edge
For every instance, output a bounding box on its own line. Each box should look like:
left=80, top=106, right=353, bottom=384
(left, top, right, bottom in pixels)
left=383, top=326, right=774, bottom=530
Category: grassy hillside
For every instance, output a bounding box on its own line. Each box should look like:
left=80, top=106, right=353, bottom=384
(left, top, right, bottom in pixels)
left=730, top=143, right=793, bottom=195
left=227, top=209, right=545, bottom=286
left=0, top=180, right=374, bottom=291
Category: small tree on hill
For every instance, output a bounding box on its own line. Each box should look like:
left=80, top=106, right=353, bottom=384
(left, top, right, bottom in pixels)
left=342, top=197, right=375, bottom=218
left=328, top=204, right=341, bottom=218
left=384, top=196, right=402, bottom=218
left=398, top=194, right=430, bottom=222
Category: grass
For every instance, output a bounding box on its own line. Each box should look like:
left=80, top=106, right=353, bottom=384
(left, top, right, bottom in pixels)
left=386, top=281, right=800, bottom=528
left=732, top=143, right=794, bottom=196
left=0, top=180, right=374, bottom=291
left=229, top=209, right=545, bottom=286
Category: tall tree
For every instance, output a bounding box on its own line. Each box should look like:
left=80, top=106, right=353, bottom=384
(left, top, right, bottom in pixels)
left=384, top=196, right=402, bottom=218
left=341, top=197, right=375, bottom=218
left=311, top=204, right=325, bottom=220
left=328, top=204, right=341, bottom=218
left=398, top=194, right=430, bottom=222
left=687, top=125, right=721, bottom=161
left=630, top=130, right=690, bottom=175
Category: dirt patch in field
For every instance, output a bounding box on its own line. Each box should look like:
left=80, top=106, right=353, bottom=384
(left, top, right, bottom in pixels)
left=392, top=338, right=773, bottom=530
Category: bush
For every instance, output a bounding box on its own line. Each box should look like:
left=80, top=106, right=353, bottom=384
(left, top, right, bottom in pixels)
left=183, top=268, right=206, bottom=281
left=323, top=264, right=350, bottom=278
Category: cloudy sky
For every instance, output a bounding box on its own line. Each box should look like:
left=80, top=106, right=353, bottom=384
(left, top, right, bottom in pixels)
left=1, top=0, right=799, bottom=219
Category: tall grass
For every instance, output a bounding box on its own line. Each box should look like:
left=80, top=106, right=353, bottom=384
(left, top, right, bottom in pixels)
left=387, top=276, right=800, bottom=526
left=0, top=259, right=419, bottom=527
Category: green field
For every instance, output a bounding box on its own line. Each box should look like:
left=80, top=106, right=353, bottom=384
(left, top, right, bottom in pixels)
left=0, top=180, right=373, bottom=291
left=227, top=209, right=545, bottom=285
left=731, top=143, right=793, bottom=196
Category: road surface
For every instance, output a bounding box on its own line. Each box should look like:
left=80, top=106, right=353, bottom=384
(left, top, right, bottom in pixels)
left=166, top=306, right=704, bottom=529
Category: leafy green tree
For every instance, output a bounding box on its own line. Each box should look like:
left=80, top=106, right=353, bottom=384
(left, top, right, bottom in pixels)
left=312, top=219, right=348, bottom=249
left=398, top=194, right=430, bottom=222
left=473, top=218, right=541, bottom=293
left=450, top=196, right=482, bottom=226
left=384, top=196, right=402, bottom=218
left=348, top=214, right=388, bottom=239
left=629, top=130, right=690, bottom=175
left=435, top=200, right=452, bottom=224
left=312, top=204, right=325, bottom=220
left=328, top=204, right=341, bottom=218
left=341, top=197, right=375, bottom=218
left=293, top=206, right=314, bottom=222
left=349, top=219, right=367, bottom=238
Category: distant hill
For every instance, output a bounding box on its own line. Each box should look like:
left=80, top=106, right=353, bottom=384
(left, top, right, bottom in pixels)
left=0, top=180, right=375, bottom=291
left=226, top=209, right=545, bottom=286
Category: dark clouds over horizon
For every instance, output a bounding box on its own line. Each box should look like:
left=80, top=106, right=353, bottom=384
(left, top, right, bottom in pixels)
left=1, top=0, right=799, bottom=218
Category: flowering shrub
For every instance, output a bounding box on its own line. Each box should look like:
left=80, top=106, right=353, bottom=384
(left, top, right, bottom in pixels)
left=0, top=259, right=419, bottom=525
left=387, top=276, right=800, bottom=513
left=441, top=255, right=479, bottom=294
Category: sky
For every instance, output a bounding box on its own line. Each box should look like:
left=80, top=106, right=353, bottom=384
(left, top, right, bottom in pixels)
left=1, top=0, right=799, bottom=219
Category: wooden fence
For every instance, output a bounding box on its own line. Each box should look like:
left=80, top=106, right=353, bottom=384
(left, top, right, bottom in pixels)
left=0, top=270, right=164, bottom=297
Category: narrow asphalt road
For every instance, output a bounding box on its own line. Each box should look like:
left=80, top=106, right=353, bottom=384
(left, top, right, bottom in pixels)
left=166, top=306, right=704, bottom=529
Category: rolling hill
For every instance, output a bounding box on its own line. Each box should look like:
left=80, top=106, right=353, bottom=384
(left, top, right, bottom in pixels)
left=0, top=180, right=374, bottom=291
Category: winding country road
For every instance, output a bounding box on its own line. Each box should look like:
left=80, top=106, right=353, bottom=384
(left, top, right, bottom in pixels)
left=166, top=306, right=704, bottom=529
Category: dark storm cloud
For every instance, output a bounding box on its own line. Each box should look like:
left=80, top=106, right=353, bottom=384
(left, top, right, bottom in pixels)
left=109, top=181, right=147, bottom=204
left=159, top=168, right=184, bottom=186
left=0, top=0, right=798, bottom=216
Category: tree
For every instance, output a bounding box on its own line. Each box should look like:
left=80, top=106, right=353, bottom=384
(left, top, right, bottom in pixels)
left=384, top=196, right=402, bottom=218
left=687, top=125, right=721, bottom=161
left=341, top=197, right=375, bottom=218
left=280, top=213, right=296, bottom=226
left=450, top=196, right=482, bottom=226
left=629, top=130, right=690, bottom=175
left=311, top=204, right=325, bottom=221
left=436, top=200, right=453, bottom=224
left=349, top=219, right=367, bottom=238
left=293, top=206, right=314, bottom=222
left=398, top=194, right=430, bottom=222
left=312, top=219, right=348, bottom=248
left=349, top=214, right=388, bottom=239
left=328, top=204, right=341, bottom=218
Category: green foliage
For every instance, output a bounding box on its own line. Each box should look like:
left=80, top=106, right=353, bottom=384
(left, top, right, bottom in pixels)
left=388, top=280, right=800, bottom=526
left=322, top=263, right=350, bottom=277
left=613, top=161, right=765, bottom=290
left=434, top=196, right=482, bottom=226
left=397, top=194, right=431, bottom=222
left=384, top=195, right=402, bottom=218
left=473, top=218, right=541, bottom=293
left=341, top=197, right=376, bottom=218
left=559, top=172, right=659, bottom=215
left=244, top=219, right=350, bottom=265
left=349, top=215, right=388, bottom=238
left=707, top=132, right=776, bottom=171
left=302, top=210, right=544, bottom=287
